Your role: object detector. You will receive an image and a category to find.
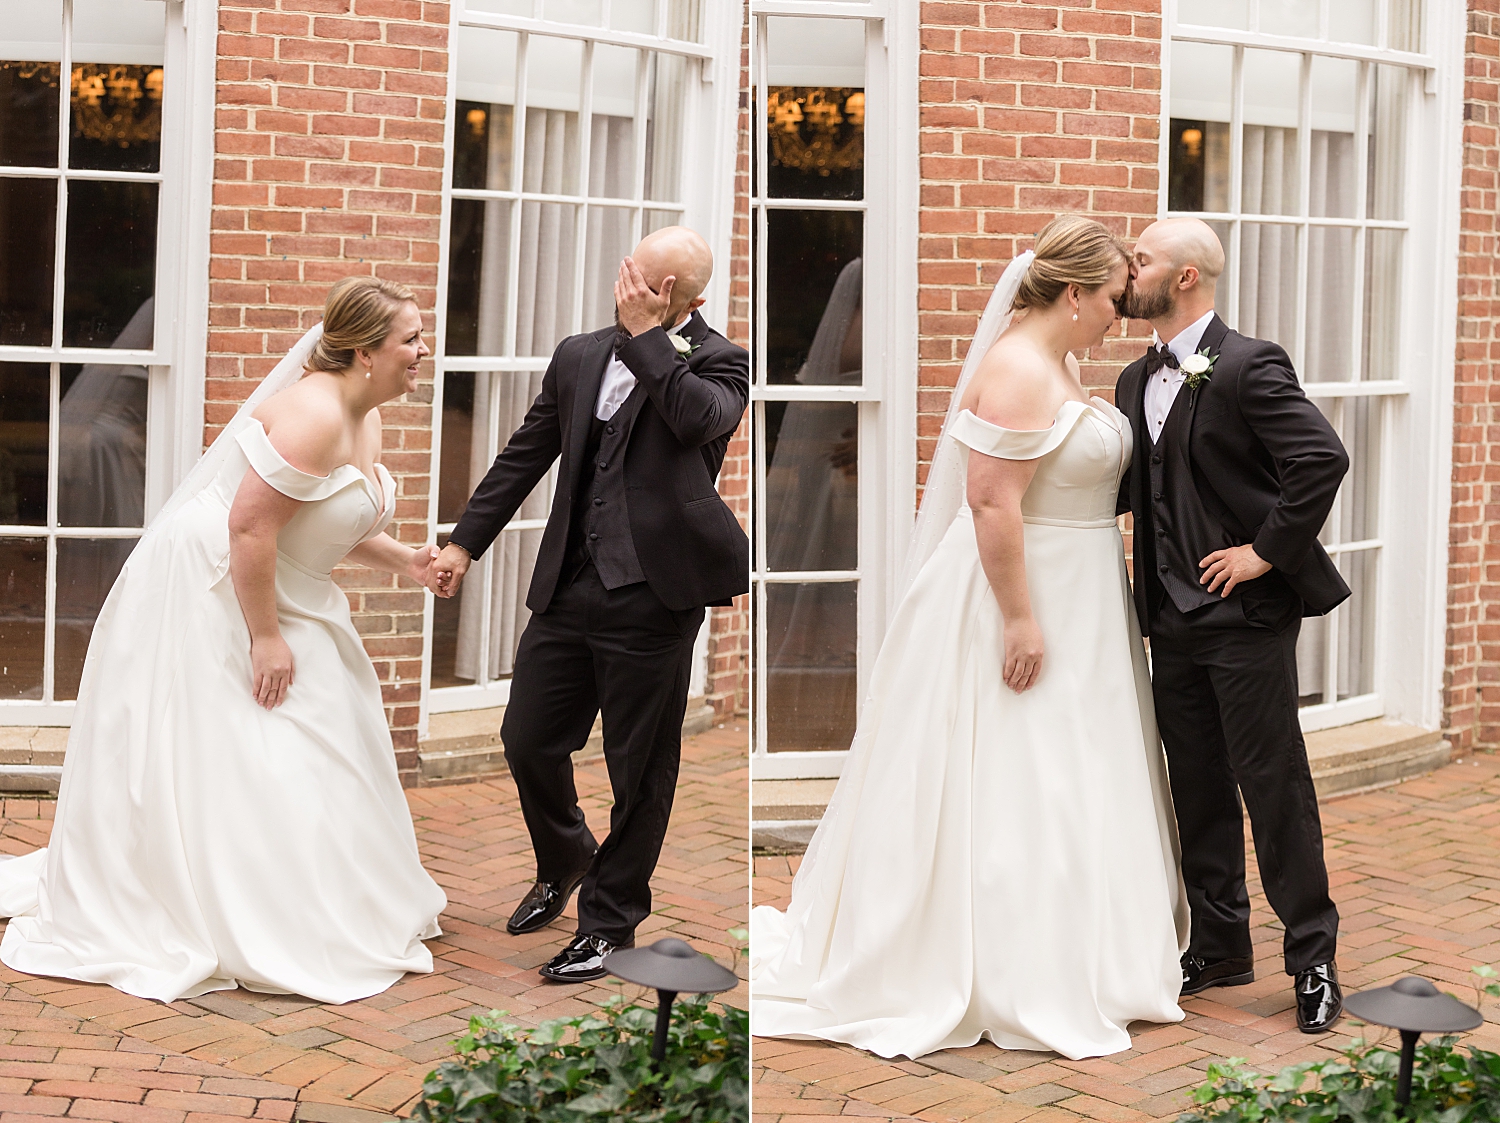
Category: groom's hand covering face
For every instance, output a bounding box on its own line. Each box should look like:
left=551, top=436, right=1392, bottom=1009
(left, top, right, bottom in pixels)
left=614, top=226, right=713, bottom=337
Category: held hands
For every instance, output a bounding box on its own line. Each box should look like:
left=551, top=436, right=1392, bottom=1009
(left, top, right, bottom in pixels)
left=615, top=256, right=673, bottom=337
left=250, top=634, right=294, bottom=710
left=1199, top=543, right=1272, bottom=597
left=1002, top=617, right=1044, bottom=694
left=428, top=542, right=472, bottom=599
left=406, top=544, right=440, bottom=587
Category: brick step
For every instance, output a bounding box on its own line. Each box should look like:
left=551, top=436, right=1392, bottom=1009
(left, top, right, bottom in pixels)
left=417, top=699, right=717, bottom=785
left=751, top=717, right=1451, bottom=851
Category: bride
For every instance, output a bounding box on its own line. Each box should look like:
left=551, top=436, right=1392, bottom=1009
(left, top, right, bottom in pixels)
left=0, top=276, right=447, bottom=1004
left=750, top=215, right=1189, bottom=1061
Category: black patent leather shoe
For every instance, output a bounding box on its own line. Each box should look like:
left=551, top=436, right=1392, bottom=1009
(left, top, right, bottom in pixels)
left=505, top=861, right=593, bottom=936
left=1181, top=953, right=1255, bottom=996
left=1295, top=962, right=1342, bottom=1033
left=539, top=933, right=633, bottom=983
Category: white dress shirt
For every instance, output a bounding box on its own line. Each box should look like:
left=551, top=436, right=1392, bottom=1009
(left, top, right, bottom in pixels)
left=1142, top=309, right=1216, bottom=444
left=595, top=313, right=693, bottom=421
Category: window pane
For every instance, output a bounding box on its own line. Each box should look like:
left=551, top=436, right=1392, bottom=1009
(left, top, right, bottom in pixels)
left=443, top=370, right=551, bottom=686
left=438, top=371, right=477, bottom=525
left=2, top=0, right=61, bottom=167
left=765, top=209, right=862, bottom=385
left=464, top=0, right=533, bottom=14
left=446, top=197, right=511, bottom=356
left=1236, top=222, right=1297, bottom=353
left=58, top=360, right=148, bottom=528
left=1258, top=0, right=1318, bottom=37
left=1242, top=50, right=1301, bottom=216
left=592, top=44, right=639, bottom=197
left=1297, top=613, right=1327, bottom=705
left=1305, top=224, right=1355, bottom=381
left=611, top=0, right=654, bottom=34
left=1177, top=0, right=1247, bottom=29
left=1337, top=549, right=1377, bottom=699
left=766, top=581, right=857, bottom=752
left=453, top=27, right=518, bottom=191
left=1168, top=42, right=1230, bottom=211
left=646, top=51, right=691, bottom=202
left=1167, top=119, right=1229, bottom=212
left=1369, top=65, right=1409, bottom=221
left=54, top=536, right=135, bottom=699
left=1309, top=56, right=1357, bottom=218
left=70, top=0, right=164, bottom=173
left=0, top=178, right=57, bottom=346
left=1389, top=0, right=1423, bottom=52
left=765, top=401, right=858, bottom=573
left=524, top=38, right=583, bottom=196
left=1329, top=0, right=1377, bottom=45
left=516, top=200, right=577, bottom=355
left=767, top=18, right=863, bottom=87
left=766, top=86, right=865, bottom=202
left=63, top=180, right=157, bottom=348
left=1363, top=229, right=1401, bottom=381
left=0, top=538, right=45, bottom=699
left=583, top=205, right=632, bottom=331
left=0, top=364, right=50, bottom=526
left=544, top=0, right=602, bottom=22
left=1337, top=396, right=1381, bottom=544
left=666, top=0, right=700, bottom=41
left=645, top=208, right=680, bottom=235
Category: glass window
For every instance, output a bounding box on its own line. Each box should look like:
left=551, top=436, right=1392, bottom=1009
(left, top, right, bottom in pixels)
left=0, top=0, right=164, bottom=715
left=432, top=2, right=709, bottom=700
left=1165, top=1, right=1424, bottom=723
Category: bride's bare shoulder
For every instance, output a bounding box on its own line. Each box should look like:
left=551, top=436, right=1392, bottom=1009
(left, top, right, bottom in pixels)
left=251, top=379, right=345, bottom=476
left=964, top=336, right=1065, bottom=432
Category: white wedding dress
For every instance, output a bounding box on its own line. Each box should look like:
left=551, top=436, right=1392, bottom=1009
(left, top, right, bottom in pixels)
left=0, top=418, right=447, bottom=1004
left=751, top=396, right=1190, bottom=1061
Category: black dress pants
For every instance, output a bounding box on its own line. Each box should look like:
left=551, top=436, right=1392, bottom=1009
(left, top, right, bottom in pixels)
left=1149, top=595, right=1338, bottom=975
left=501, top=563, right=705, bottom=945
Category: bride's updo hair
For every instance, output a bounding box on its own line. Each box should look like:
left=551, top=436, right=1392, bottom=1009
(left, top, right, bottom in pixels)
left=306, top=276, right=417, bottom=373
left=1011, top=215, right=1129, bottom=312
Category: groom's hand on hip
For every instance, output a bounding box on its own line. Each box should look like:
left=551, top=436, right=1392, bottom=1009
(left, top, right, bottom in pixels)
left=431, top=542, right=472, bottom=599
left=1199, top=544, right=1272, bottom=596
left=615, top=256, right=673, bottom=336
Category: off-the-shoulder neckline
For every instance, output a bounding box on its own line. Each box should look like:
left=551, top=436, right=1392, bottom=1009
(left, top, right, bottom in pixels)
left=245, top=418, right=386, bottom=496
left=956, top=395, right=1116, bottom=434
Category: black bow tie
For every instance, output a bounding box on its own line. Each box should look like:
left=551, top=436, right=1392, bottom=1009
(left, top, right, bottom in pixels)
left=1143, top=345, right=1180, bottom=376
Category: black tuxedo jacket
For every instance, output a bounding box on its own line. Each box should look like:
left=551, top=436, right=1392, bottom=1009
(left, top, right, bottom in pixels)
left=1116, top=314, right=1351, bottom=618
left=449, top=311, right=749, bottom=613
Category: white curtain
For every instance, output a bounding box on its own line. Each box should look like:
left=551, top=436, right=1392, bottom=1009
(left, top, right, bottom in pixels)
left=451, top=102, right=672, bottom=684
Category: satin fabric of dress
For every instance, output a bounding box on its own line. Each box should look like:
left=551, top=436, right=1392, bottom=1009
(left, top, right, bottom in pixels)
left=0, top=421, right=446, bottom=1004
left=751, top=399, right=1189, bottom=1061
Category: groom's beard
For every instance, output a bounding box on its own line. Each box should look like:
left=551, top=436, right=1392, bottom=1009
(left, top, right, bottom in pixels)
left=1118, top=273, right=1175, bottom=321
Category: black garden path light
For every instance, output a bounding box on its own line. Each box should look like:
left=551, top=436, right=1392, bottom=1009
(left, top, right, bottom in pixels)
left=1345, top=977, right=1483, bottom=1107
left=603, top=937, right=738, bottom=1064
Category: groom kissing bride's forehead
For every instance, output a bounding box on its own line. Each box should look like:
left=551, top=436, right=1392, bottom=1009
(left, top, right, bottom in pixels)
left=1114, top=216, right=1351, bottom=1034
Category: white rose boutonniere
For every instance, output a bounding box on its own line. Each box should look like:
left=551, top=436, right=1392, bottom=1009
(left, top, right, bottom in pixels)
left=670, top=333, right=700, bottom=357
left=1181, top=347, right=1216, bottom=392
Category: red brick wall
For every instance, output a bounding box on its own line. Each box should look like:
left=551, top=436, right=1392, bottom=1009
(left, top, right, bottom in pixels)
left=1445, top=1, right=1500, bottom=754
left=208, top=0, right=449, bottom=783
left=916, top=0, right=1162, bottom=490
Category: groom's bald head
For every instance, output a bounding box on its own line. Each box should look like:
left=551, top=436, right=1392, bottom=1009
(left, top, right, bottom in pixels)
left=1119, top=218, right=1224, bottom=326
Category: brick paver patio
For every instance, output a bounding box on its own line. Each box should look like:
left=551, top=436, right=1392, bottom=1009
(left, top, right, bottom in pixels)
left=0, top=722, right=748, bottom=1123
left=752, top=753, right=1500, bottom=1123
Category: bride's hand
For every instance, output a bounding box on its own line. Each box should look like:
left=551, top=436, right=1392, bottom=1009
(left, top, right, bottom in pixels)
left=406, top=544, right=440, bottom=587
left=251, top=634, right=295, bottom=710
left=1003, top=618, right=1044, bottom=693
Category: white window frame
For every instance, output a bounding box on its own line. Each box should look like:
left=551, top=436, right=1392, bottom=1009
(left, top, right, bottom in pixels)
left=0, top=0, right=216, bottom=726
left=747, top=0, right=917, bottom=780
left=1161, top=0, right=1465, bottom=734
left=421, top=0, right=742, bottom=722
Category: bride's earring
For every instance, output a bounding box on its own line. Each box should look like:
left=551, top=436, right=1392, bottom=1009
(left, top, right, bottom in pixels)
left=364, top=366, right=372, bottom=380
left=1072, top=312, right=1078, bottom=321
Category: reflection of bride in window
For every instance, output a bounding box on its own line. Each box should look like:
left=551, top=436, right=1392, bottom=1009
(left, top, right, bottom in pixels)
left=765, top=257, right=861, bottom=748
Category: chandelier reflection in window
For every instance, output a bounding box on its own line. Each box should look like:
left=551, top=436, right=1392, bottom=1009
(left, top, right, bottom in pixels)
left=766, top=87, right=864, bottom=199
left=70, top=64, right=163, bottom=150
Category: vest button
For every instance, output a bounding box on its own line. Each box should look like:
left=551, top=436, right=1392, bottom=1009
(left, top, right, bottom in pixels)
left=598, top=461, right=607, bottom=469
left=593, top=497, right=603, bottom=506
left=589, top=533, right=600, bottom=541
left=1159, top=564, right=1169, bottom=573
left=1157, top=528, right=1166, bottom=536
left=1151, top=455, right=1162, bottom=464
left=606, top=426, right=615, bottom=435
left=1153, top=491, right=1163, bottom=501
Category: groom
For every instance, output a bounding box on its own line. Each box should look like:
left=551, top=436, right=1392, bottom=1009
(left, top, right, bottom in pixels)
left=1116, top=218, right=1349, bottom=1033
left=429, top=226, right=749, bottom=981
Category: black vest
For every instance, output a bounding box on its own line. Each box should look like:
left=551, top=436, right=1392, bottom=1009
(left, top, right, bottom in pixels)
left=1139, top=386, right=1238, bottom=623
left=565, top=396, right=646, bottom=588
